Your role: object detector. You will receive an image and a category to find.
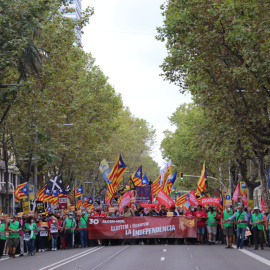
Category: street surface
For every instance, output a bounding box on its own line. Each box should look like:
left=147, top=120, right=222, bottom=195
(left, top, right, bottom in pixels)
left=1, top=244, right=270, bottom=270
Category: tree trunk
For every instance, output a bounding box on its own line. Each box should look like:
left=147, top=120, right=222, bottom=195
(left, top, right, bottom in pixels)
left=257, top=155, right=270, bottom=205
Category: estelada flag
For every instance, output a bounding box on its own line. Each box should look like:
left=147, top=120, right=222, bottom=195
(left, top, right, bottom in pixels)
left=74, top=185, right=84, bottom=198
left=142, top=174, right=149, bottom=186
left=164, top=172, right=177, bottom=195
left=232, top=183, right=240, bottom=203
left=242, top=191, right=248, bottom=206
left=107, top=154, right=128, bottom=196
left=14, top=182, right=28, bottom=200
left=131, top=165, right=143, bottom=186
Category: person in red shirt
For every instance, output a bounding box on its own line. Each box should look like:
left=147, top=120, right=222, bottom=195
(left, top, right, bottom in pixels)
left=92, top=207, right=106, bottom=217
left=184, top=205, right=194, bottom=217
left=195, top=205, right=206, bottom=244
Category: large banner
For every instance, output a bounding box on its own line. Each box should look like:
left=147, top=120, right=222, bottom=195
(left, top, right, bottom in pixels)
left=88, top=216, right=197, bottom=239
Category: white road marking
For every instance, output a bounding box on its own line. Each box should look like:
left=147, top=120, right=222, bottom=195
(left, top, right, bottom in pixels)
left=0, top=254, right=20, bottom=261
left=190, top=254, right=193, bottom=258
left=91, top=246, right=129, bottom=270
left=161, top=257, right=165, bottom=261
left=195, top=266, right=201, bottom=270
left=163, top=249, right=167, bottom=252
left=37, top=247, right=103, bottom=270
left=232, top=244, right=270, bottom=267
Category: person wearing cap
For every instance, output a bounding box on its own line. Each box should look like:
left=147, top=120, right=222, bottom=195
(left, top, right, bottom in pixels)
left=251, top=207, right=265, bottom=250
left=78, top=211, right=88, bottom=248
left=0, top=216, right=7, bottom=258
left=225, top=205, right=248, bottom=249
left=63, top=212, right=77, bottom=249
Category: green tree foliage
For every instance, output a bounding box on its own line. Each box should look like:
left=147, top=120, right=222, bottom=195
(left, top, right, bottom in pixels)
left=0, top=1, right=159, bottom=199
left=157, top=0, right=270, bottom=202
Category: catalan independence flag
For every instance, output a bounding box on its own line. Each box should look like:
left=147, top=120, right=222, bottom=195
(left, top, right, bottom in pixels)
left=164, top=172, right=177, bottom=195
left=196, top=162, right=208, bottom=195
left=74, top=185, right=84, bottom=198
left=107, top=154, right=128, bottom=197
left=142, top=174, right=149, bottom=186
left=84, top=196, right=94, bottom=209
left=132, top=165, right=143, bottom=186
left=14, top=182, right=28, bottom=200
left=175, top=193, right=189, bottom=206
left=49, top=190, right=59, bottom=205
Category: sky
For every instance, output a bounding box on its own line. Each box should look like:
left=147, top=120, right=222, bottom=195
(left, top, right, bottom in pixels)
left=81, top=0, right=192, bottom=167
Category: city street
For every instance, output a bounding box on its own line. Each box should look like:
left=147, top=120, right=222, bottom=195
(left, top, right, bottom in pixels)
left=1, top=244, right=270, bottom=270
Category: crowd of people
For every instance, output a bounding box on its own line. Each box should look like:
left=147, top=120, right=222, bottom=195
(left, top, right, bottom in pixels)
left=0, top=203, right=269, bottom=259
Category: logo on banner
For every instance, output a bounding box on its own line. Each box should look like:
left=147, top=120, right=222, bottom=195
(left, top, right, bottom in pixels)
left=179, top=218, right=195, bottom=231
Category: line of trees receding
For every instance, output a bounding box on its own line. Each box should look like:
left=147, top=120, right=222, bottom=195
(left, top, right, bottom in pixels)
left=158, top=1, right=270, bottom=204
left=0, top=0, right=159, bottom=197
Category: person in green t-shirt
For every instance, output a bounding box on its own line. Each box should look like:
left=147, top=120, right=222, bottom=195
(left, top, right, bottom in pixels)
left=0, top=216, right=7, bottom=258
left=78, top=211, right=88, bottom=248
left=251, top=207, right=265, bottom=250
left=24, top=216, right=37, bottom=256
left=221, top=205, right=234, bottom=249
left=7, top=216, right=22, bottom=258
left=224, top=205, right=247, bottom=249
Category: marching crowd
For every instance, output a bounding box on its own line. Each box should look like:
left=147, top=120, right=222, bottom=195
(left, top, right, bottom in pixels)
left=0, top=203, right=269, bottom=259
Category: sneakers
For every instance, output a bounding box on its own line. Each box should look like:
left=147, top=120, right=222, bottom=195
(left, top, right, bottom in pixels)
left=31, top=252, right=35, bottom=256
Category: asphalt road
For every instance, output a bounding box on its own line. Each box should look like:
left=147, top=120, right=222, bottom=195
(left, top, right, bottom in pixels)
left=1, top=244, right=270, bottom=270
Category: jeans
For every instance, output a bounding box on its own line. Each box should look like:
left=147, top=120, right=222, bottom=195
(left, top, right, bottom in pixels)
left=52, top=234, right=58, bottom=249
left=65, top=231, right=73, bottom=248
left=236, top=227, right=246, bottom=248
left=79, top=229, right=88, bottom=247
left=27, top=239, right=35, bottom=253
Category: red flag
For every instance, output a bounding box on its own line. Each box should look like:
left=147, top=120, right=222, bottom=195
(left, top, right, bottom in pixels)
left=156, top=188, right=175, bottom=209
left=188, top=190, right=199, bottom=206
left=201, top=197, right=221, bottom=207
left=232, top=183, right=240, bottom=203
left=119, top=191, right=131, bottom=213
left=261, top=197, right=265, bottom=212
left=242, top=191, right=248, bottom=206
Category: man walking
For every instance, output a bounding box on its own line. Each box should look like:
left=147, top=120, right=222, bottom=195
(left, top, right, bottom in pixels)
left=226, top=205, right=248, bottom=249
left=221, top=205, right=234, bottom=248
left=250, top=207, right=265, bottom=250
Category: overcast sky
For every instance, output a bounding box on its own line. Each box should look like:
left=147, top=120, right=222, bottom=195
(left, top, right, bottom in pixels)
left=81, top=0, right=192, bottom=167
